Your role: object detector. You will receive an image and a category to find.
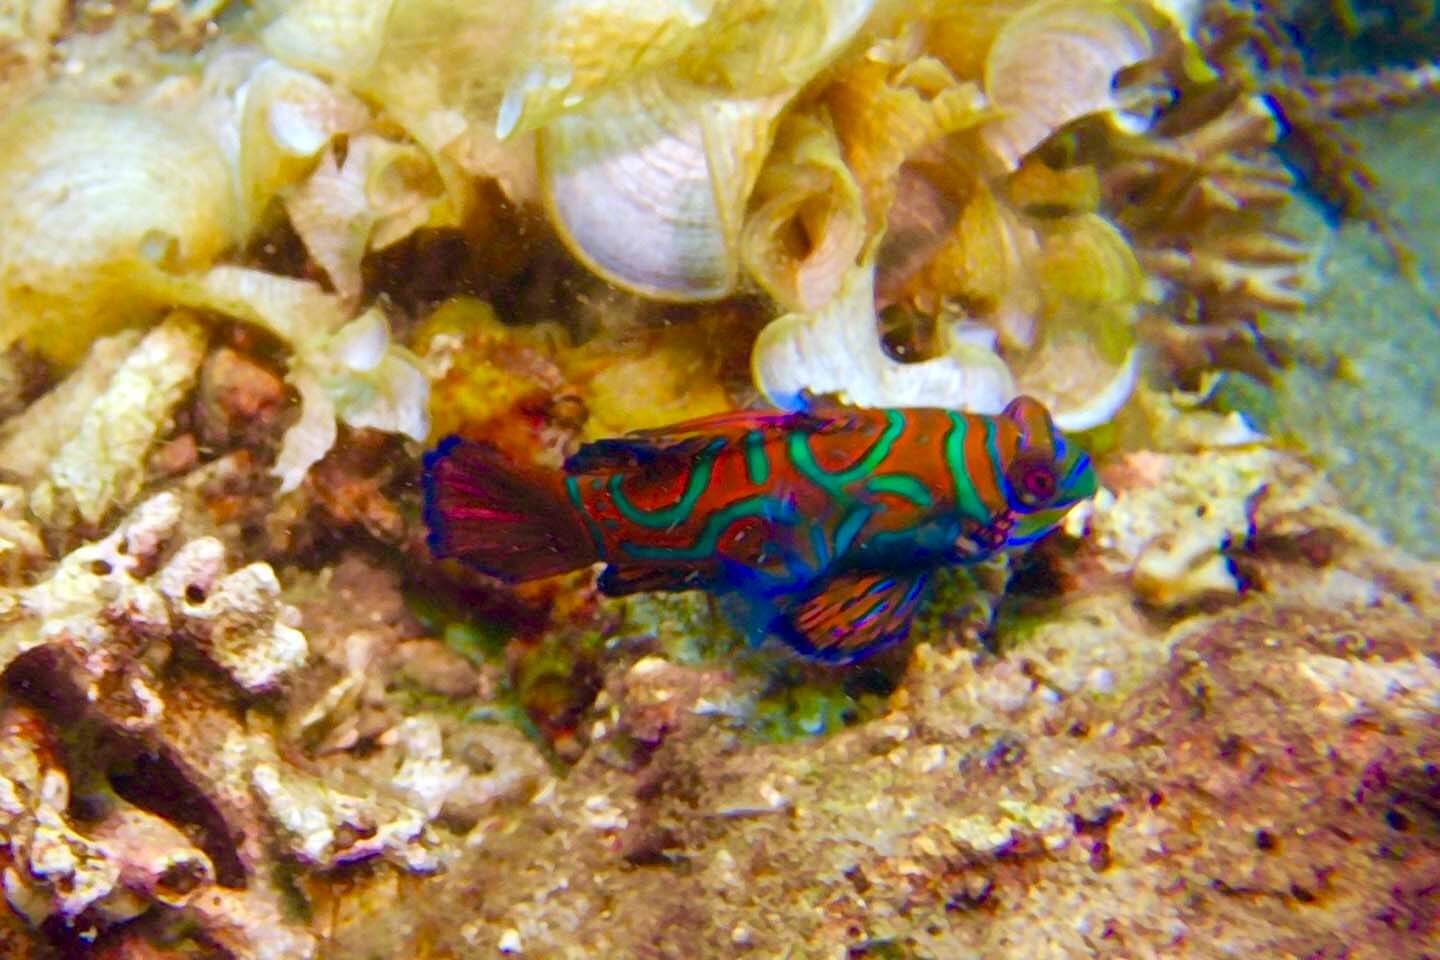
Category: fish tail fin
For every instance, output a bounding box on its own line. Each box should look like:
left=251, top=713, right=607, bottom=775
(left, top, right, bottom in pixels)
left=422, top=436, right=599, bottom=581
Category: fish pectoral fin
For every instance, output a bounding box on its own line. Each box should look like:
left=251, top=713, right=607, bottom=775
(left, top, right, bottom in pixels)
left=771, top=571, right=929, bottom=664
left=598, top=564, right=709, bottom=596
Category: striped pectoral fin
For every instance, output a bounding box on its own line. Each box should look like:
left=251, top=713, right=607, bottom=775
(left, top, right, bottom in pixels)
left=770, top=571, right=930, bottom=665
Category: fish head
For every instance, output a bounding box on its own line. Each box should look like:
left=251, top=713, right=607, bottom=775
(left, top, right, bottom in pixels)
left=996, top=396, right=1097, bottom=548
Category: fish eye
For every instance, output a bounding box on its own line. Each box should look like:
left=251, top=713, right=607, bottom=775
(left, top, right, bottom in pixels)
left=1009, top=460, right=1057, bottom=506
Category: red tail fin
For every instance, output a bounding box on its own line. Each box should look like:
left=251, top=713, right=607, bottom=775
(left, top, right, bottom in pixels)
left=422, top=436, right=599, bottom=582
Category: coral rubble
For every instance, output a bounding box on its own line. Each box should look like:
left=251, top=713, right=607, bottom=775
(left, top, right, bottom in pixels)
left=0, top=496, right=480, bottom=956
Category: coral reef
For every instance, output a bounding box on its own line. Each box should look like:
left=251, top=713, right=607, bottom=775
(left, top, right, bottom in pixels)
left=0, top=0, right=1434, bottom=956
left=0, top=495, right=511, bottom=956
left=244, top=0, right=1312, bottom=431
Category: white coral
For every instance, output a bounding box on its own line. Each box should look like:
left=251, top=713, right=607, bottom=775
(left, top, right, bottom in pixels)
left=159, top=540, right=309, bottom=693
left=157, top=267, right=430, bottom=491
left=5, top=493, right=309, bottom=695
left=29, top=315, right=208, bottom=526
left=251, top=759, right=440, bottom=871
left=752, top=259, right=1017, bottom=414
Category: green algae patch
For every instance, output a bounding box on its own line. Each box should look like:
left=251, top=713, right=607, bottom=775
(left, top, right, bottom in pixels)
left=621, top=591, right=745, bottom=666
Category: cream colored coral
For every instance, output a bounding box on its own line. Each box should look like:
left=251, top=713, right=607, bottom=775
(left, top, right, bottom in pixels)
left=148, top=266, right=430, bottom=490
left=0, top=331, right=143, bottom=484
left=14, top=492, right=183, bottom=668
left=752, top=258, right=1017, bottom=413
left=31, top=314, right=208, bottom=527
left=1087, top=448, right=1274, bottom=607
left=284, top=135, right=453, bottom=302
left=511, top=0, right=877, bottom=299
left=158, top=539, right=309, bottom=694
left=251, top=759, right=439, bottom=870
left=0, top=487, right=44, bottom=585
left=0, top=99, right=235, bottom=364
left=234, top=59, right=372, bottom=229
left=741, top=112, right=867, bottom=312
left=978, top=0, right=1161, bottom=170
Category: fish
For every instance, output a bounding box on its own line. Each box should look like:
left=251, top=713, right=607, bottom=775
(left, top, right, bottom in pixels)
left=421, top=395, right=1096, bottom=664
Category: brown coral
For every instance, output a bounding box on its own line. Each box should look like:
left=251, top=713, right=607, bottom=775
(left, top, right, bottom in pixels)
left=1198, top=0, right=1440, bottom=283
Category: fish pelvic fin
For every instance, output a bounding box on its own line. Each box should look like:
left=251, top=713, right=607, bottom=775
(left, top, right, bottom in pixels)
left=422, top=436, right=599, bottom=581
left=770, top=571, right=930, bottom=665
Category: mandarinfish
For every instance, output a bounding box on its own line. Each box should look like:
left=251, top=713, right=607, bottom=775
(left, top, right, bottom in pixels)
left=422, top=395, right=1096, bottom=664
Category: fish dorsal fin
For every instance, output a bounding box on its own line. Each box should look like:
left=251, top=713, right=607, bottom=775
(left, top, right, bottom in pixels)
left=564, top=434, right=714, bottom=473
left=628, top=407, right=845, bottom=443
left=564, top=408, right=848, bottom=474
left=771, top=571, right=929, bottom=664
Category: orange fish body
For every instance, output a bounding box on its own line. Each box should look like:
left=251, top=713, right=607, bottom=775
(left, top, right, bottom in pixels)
left=424, top=397, right=1095, bottom=663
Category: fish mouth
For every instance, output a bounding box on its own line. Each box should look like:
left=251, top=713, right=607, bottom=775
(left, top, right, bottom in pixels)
left=955, top=512, right=1016, bottom=557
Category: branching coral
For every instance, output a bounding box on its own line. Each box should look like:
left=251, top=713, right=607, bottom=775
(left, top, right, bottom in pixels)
left=1084, top=84, right=1311, bottom=383
left=1199, top=0, right=1440, bottom=282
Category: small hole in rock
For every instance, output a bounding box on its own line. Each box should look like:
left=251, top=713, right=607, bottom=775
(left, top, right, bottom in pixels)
left=185, top=585, right=206, bottom=605
left=90, top=560, right=112, bottom=576
left=158, top=860, right=207, bottom=896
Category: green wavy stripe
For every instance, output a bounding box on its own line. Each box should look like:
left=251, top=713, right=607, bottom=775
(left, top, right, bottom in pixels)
left=566, top=475, right=606, bottom=555
left=744, top=431, right=770, bottom=486
left=865, top=473, right=934, bottom=510
left=619, top=495, right=797, bottom=563
left=789, top=410, right=905, bottom=498
left=832, top=505, right=872, bottom=559
left=608, top=438, right=725, bottom=529
left=944, top=412, right=992, bottom=523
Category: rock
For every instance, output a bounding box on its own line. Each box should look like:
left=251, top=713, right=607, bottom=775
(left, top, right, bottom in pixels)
left=195, top=346, right=288, bottom=448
